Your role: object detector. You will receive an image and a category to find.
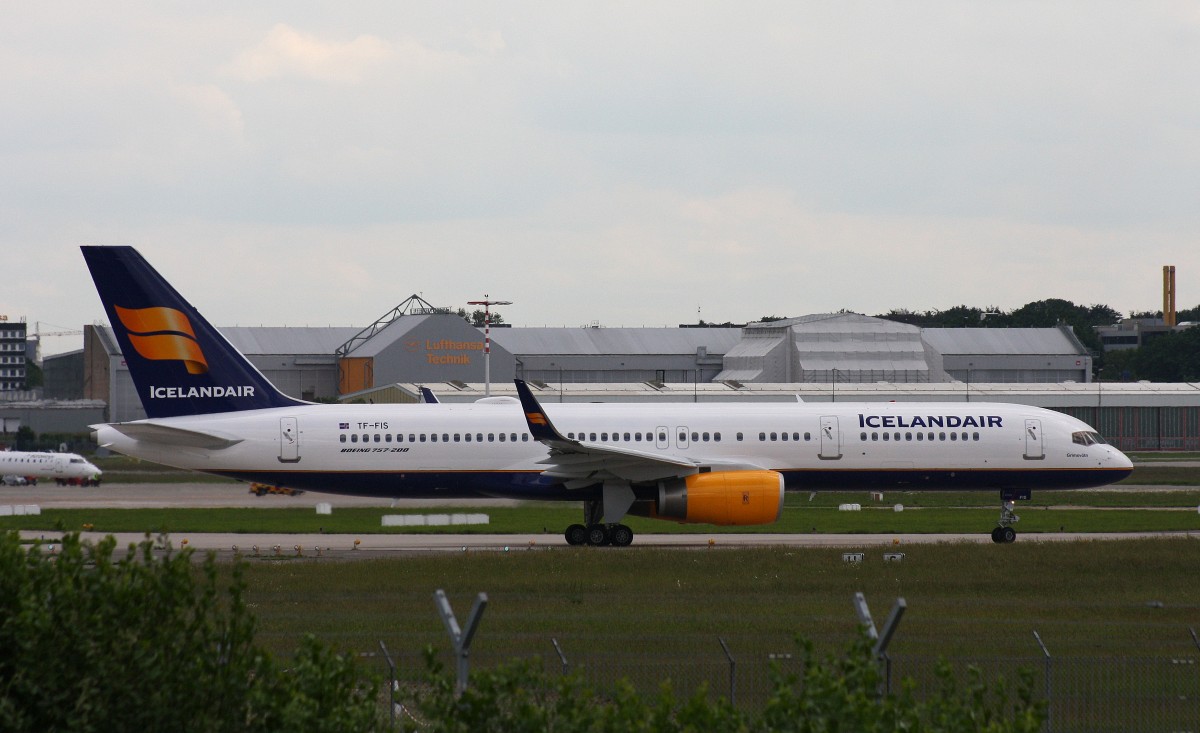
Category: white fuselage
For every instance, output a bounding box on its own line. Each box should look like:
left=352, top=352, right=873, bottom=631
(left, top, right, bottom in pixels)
left=93, top=399, right=1133, bottom=499
left=0, top=450, right=102, bottom=481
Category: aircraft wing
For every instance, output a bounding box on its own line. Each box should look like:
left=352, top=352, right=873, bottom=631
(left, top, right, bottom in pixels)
left=92, top=421, right=245, bottom=450
left=514, top=379, right=764, bottom=487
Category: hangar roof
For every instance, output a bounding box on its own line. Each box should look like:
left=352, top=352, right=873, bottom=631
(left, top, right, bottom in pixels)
left=97, top=326, right=358, bottom=356
left=491, top=327, right=743, bottom=356
left=921, top=327, right=1086, bottom=355
left=222, top=327, right=359, bottom=355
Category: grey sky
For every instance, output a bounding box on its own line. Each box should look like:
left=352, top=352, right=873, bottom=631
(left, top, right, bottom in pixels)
left=3, top=2, right=1197, bottom=355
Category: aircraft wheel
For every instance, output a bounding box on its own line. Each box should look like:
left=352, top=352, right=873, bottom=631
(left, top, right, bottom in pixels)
left=1000, top=527, right=1017, bottom=544
left=990, top=527, right=1004, bottom=544
left=586, top=524, right=610, bottom=546
left=565, top=523, right=588, bottom=546
left=610, top=524, right=634, bottom=547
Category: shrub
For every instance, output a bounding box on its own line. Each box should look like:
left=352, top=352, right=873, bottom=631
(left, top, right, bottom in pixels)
left=0, top=532, right=381, bottom=732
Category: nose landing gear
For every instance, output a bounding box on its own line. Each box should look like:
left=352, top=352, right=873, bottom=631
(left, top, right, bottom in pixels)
left=992, top=490, right=1028, bottom=543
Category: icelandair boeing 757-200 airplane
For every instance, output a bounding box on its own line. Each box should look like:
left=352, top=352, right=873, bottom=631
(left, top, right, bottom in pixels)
left=82, top=246, right=1133, bottom=545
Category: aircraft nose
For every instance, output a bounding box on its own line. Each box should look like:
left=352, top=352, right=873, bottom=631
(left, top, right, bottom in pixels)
left=1112, top=447, right=1133, bottom=469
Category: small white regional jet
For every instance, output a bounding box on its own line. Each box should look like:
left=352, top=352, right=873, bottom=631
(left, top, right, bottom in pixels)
left=81, top=246, right=1133, bottom=546
left=0, top=449, right=102, bottom=486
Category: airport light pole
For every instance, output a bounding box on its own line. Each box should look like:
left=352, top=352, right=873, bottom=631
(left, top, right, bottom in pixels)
left=468, top=296, right=512, bottom=397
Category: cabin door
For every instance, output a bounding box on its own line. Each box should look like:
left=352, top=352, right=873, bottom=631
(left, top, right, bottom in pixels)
left=279, top=417, right=301, bottom=463
left=1023, top=419, right=1044, bottom=460
left=819, top=416, right=842, bottom=460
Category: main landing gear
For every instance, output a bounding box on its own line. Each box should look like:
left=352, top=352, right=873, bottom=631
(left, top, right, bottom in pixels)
left=564, top=500, right=635, bottom=547
left=564, top=522, right=634, bottom=547
left=991, top=489, right=1029, bottom=543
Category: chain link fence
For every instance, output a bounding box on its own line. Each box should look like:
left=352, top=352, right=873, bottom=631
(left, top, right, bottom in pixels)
left=370, top=635, right=1199, bottom=732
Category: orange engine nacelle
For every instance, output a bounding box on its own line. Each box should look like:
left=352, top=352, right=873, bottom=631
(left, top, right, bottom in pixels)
left=651, top=470, right=784, bottom=526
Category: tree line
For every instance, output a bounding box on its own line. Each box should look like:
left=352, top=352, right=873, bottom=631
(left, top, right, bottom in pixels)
left=876, top=300, right=1200, bottom=382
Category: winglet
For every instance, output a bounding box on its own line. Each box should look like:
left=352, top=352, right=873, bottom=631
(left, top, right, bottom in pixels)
left=419, top=386, right=440, bottom=404
left=514, top=379, right=564, bottom=442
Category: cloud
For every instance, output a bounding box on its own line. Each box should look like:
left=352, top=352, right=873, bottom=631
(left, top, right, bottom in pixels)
left=225, top=24, right=396, bottom=83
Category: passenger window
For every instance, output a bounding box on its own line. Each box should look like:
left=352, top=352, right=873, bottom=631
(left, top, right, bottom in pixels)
left=804, top=432, right=812, bottom=441
left=758, top=432, right=766, bottom=441
left=624, top=432, right=631, bottom=441
left=737, top=432, right=744, bottom=441
left=500, top=433, right=506, bottom=442
left=431, top=434, right=438, bottom=442
left=702, top=432, right=710, bottom=442
left=386, top=434, right=392, bottom=443
left=770, top=432, right=778, bottom=441
left=883, top=433, right=890, bottom=441
left=488, top=433, right=495, bottom=442
left=601, top=433, right=608, bottom=441
left=714, top=432, right=721, bottom=442
left=781, top=432, right=789, bottom=442
left=340, top=434, right=347, bottom=443
left=860, top=432, right=867, bottom=441
left=590, top=433, right=597, bottom=441
left=691, top=431, right=699, bottom=442
left=511, top=433, right=517, bottom=442
left=350, top=434, right=357, bottom=443
left=465, top=433, right=472, bottom=442
left=454, top=434, right=460, bottom=442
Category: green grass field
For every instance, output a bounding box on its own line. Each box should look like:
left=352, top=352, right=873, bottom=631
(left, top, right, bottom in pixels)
left=8, top=457, right=1200, bottom=729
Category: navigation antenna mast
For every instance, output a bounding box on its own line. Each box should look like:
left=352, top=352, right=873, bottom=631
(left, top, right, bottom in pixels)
left=467, top=296, right=512, bottom=397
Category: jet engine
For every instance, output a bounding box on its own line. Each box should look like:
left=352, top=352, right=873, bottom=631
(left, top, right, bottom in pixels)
left=649, top=470, right=784, bottom=526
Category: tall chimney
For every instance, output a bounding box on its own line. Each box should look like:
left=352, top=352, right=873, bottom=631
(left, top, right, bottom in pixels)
left=1163, top=265, right=1176, bottom=327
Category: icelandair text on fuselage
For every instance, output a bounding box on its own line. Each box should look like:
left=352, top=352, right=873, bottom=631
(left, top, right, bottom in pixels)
left=150, top=385, right=256, bottom=399
left=858, top=414, right=1003, bottom=429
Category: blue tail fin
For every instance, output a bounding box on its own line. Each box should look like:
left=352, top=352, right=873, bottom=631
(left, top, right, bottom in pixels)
left=82, top=246, right=307, bottom=419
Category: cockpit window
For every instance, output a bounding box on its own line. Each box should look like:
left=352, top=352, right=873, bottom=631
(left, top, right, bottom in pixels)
left=1072, top=431, right=1107, bottom=446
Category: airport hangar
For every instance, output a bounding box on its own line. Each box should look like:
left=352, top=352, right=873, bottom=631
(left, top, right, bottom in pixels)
left=74, top=309, right=1200, bottom=451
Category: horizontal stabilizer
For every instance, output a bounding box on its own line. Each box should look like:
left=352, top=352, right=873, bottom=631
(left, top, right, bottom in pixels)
left=95, top=421, right=244, bottom=450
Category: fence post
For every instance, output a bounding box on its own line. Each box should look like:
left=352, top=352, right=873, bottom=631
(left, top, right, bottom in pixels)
left=378, top=640, right=397, bottom=729
left=853, top=592, right=906, bottom=699
left=1033, top=630, right=1052, bottom=732
left=718, top=637, right=736, bottom=707
left=433, top=589, right=488, bottom=697
left=551, top=638, right=569, bottom=676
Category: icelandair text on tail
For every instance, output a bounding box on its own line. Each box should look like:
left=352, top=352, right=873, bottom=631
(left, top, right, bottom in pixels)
left=151, top=385, right=256, bottom=399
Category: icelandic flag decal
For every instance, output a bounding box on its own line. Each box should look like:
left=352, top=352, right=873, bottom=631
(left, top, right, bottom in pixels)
left=339, top=422, right=349, bottom=430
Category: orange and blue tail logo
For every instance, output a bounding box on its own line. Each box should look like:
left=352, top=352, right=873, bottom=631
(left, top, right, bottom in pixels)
left=115, top=305, right=209, bottom=375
